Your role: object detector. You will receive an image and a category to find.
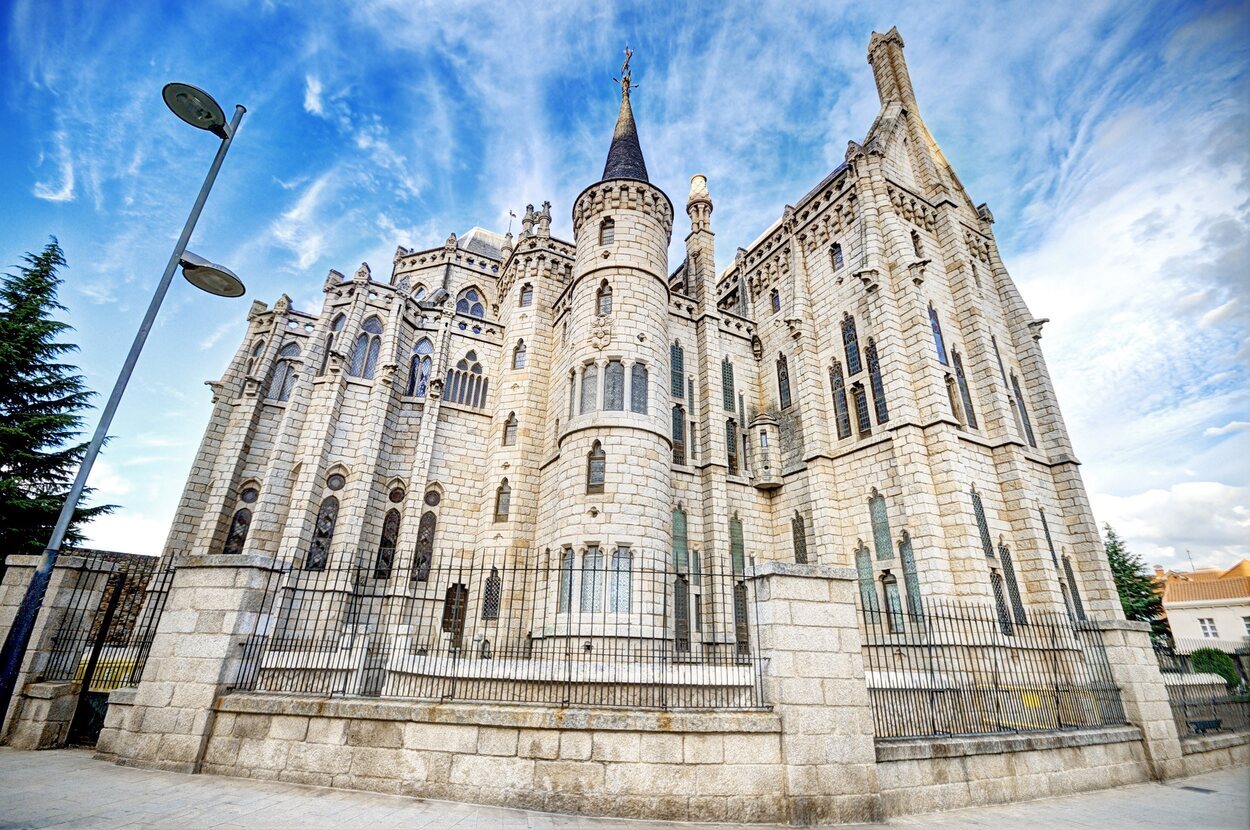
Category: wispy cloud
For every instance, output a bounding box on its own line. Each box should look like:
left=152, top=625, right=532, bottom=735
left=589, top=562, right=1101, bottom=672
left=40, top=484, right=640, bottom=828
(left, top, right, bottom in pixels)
left=32, top=128, right=74, bottom=202
left=303, top=74, right=324, bottom=115
left=270, top=172, right=334, bottom=269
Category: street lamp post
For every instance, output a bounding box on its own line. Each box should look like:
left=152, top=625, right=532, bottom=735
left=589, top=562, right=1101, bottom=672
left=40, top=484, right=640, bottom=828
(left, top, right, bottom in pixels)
left=0, top=84, right=247, bottom=727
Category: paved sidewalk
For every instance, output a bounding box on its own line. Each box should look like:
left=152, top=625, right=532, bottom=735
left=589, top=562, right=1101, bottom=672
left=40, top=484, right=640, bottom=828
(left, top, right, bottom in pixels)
left=0, top=748, right=1245, bottom=829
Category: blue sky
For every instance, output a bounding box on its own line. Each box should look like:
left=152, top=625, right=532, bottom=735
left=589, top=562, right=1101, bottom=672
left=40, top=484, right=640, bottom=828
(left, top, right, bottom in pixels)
left=2, top=1, right=1247, bottom=569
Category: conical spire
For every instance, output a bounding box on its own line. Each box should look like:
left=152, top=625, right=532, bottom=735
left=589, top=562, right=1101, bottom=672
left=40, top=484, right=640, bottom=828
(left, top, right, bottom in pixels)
left=602, top=48, right=648, bottom=182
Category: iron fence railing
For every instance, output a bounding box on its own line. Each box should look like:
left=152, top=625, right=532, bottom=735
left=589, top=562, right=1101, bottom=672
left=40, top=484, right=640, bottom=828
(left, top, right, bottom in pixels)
left=233, top=549, right=766, bottom=710
left=1165, top=682, right=1250, bottom=736
left=861, top=599, right=1126, bottom=739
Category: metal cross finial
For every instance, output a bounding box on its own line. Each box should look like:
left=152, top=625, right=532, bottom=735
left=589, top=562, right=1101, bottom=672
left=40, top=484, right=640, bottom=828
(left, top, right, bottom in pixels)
left=614, top=46, right=635, bottom=94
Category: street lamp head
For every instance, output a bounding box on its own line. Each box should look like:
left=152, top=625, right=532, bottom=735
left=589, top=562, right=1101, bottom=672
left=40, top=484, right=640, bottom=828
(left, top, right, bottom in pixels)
left=163, top=83, right=229, bottom=138
left=180, top=251, right=245, bottom=298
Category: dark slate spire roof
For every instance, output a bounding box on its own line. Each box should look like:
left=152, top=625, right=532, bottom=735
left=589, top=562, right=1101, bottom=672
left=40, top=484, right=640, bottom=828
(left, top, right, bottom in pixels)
left=602, top=85, right=648, bottom=182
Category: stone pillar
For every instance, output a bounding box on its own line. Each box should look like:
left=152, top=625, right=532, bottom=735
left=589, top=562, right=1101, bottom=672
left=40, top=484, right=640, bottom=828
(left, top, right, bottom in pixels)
left=747, top=562, right=881, bottom=824
left=0, top=554, right=114, bottom=748
left=100, top=553, right=282, bottom=773
left=1090, top=619, right=1184, bottom=779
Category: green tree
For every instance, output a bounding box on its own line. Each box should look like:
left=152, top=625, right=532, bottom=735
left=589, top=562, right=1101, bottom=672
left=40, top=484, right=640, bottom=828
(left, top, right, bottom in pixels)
left=1104, top=523, right=1162, bottom=622
left=1190, top=648, right=1241, bottom=690
left=0, top=239, right=110, bottom=574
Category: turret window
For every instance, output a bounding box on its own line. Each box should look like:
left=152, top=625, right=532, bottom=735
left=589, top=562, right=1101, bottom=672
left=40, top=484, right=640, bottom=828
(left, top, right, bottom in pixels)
left=842, top=314, right=862, bottom=375
left=519, top=283, right=533, bottom=307
left=502, top=412, right=518, bottom=446
left=581, top=546, right=604, bottom=612
left=670, top=342, right=684, bottom=397
left=349, top=316, right=383, bottom=379
left=671, top=405, right=687, bottom=465
left=586, top=441, right=606, bottom=493
left=265, top=342, right=300, bottom=401
left=831, top=242, right=844, bottom=270
left=608, top=547, right=632, bottom=613
left=494, top=479, right=511, bottom=522
left=599, top=218, right=615, bottom=246
left=604, top=360, right=625, bottom=410
left=511, top=339, right=527, bottom=370
left=557, top=548, right=575, bottom=613
left=455, top=287, right=485, bottom=318
left=776, top=353, right=792, bottom=409
left=482, top=567, right=502, bottom=619
left=770, top=288, right=781, bottom=314
left=721, top=357, right=735, bottom=411
left=596, top=279, right=613, bottom=316
left=729, top=514, right=745, bottom=575
left=630, top=363, right=648, bottom=413
left=580, top=364, right=598, bottom=414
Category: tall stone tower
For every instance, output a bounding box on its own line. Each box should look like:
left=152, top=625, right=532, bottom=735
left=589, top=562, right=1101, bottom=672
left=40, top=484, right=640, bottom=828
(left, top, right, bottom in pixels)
left=535, top=52, right=675, bottom=604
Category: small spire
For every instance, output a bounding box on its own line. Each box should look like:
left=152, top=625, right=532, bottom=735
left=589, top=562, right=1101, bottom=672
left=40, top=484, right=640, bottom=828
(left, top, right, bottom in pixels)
left=602, top=46, right=648, bottom=182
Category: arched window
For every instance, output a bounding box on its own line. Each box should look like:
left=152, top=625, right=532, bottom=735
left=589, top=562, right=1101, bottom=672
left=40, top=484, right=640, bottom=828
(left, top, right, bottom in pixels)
left=851, top=383, right=871, bottom=435
left=502, top=412, right=518, bottom=446
left=609, top=547, right=632, bottom=612
left=1063, top=555, right=1087, bottom=620
left=929, top=304, right=949, bottom=365
left=729, top=514, right=745, bottom=575
left=580, top=364, right=598, bottom=414
left=866, top=338, right=889, bottom=423
left=1011, top=372, right=1038, bottom=447
left=792, top=512, right=808, bottom=564
left=604, top=360, right=624, bottom=410
left=630, top=363, right=648, bottom=414
left=375, top=508, right=400, bottom=578
left=455, top=287, right=486, bottom=318
left=586, top=440, right=606, bottom=493
left=869, top=490, right=892, bottom=560
left=265, top=342, right=300, bottom=401
left=482, top=567, right=502, bottom=619
left=306, top=495, right=339, bottom=570
left=911, top=230, right=923, bottom=258
left=990, top=570, right=1013, bottom=636
left=855, top=541, right=879, bottom=616
left=557, top=548, right=575, bottom=613
left=671, top=405, right=686, bottom=465
left=518, top=283, right=533, bottom=307
left=446, top=350, right=488, bottom=408
left=899, top=531, right=922, bottom=618
left=493, top=479, right=511, bottom=522
left=831, top=242, right=844, bottom=270
left=580, top=546, right=603, bottom=611
left=971, top=487, right=994, bottom=558
left=670, top=342, right=684, bottom=397
left=830, top=360, right=852, bottom=439
left=320, top=313, right=346, bottom=375
left=406, top=338, right=433, bottom=397
left=598, top=217, right=615, bottom=246
left=413, top=284, right=428, bottom=301
left=721, top=357, right=735, bottom=411
left=770, top=288, right=781, bottom=314
left=881, top=572, right=905, bottom=633
left=596, top=279, right=613, bottom=316
left=222, top=508, right=252, bottom=556
left=413, top=511, right=436, bottom=582
left=349, top=316, right=383, bottom=379
left=512, top=339, right=527, bottom=370
left=998, top=542, right=1027, bottom=624
left=726, top=419, right=738, bottom=475
left=842, top=314, right=862, bottom=374
left=776, top=353, right=792, bottom=409
left=952, top=350, right=978, bottom=429
left=673, top=505, right=688, bottom=569
left=246, top=339, right=265, bottom=374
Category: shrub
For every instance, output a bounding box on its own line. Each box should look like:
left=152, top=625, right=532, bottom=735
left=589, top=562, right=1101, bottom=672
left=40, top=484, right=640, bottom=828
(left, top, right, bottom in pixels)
left=1190, top=648, right=1241, bottom=690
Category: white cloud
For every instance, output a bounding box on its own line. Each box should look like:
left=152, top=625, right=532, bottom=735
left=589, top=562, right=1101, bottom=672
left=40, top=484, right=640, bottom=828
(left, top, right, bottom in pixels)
left=1204, top=421, right=1250, bottom=438
left=199, top=319, right=239, bottom=351
left=270, top=172, right=334, bottom=269
left=303, top=74, right=324, bottom=116
left=1092, top=483, right=1250, bottom=570
left=32, top=129, right=74, bottom=202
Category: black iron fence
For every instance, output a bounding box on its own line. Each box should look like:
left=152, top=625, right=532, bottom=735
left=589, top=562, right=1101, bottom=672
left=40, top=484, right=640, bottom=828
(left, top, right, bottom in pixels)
left=1165, top=681, right=1250, bottom=737
left=861, top=599, right=1126, bottom=739
left=234, top=550, right=766, bottom=710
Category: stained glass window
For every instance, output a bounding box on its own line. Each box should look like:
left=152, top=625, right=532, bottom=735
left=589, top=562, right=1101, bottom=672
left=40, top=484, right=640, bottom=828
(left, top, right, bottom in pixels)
left=266, top=342, right=301, bottom=401
left=414, top=511, right=436, bottom=582
left=502, top=412, right=518, bottom=446
left=729, top=514, right=745, bottom=575
left=630, top=363, right=648, bottom=413
left=558, top=548, right=574, bottom=613
left=519, top=283, right=533, bottom=307
left=792, top=512, right=808, bottom=564
left=604, top=360, right=624, bottom=410
left=580, top=364, right=598, bottom=414
left=929, top=304, right=949, bottom=365
left=866, top=338, right=889, bottom=423
left=673, top=506, right=688, bottom=570
left=455, top=287, right=485, bottom=318
left=671, top=405, right=686, bottom=465
left=586, top=441, right=606, bottom=494
left=1011, top=373, right=1037, bottom=447
left=726, top=419, right=738, bottom=475
left=998, top=543, right=1027, bottom=624
left=972, top=488, right=994, bottom=558
left=869, top=491, right=892, bottom=561
left=446, top=351, right=487, bottom=408
left=305, top=495, right=338, bottom=570
left=375, top=508, right=400, bottom=578
left=482, top=567, right=502, bottom=619
left=670, top=342, right=684, bottom=397
left=512, top=340, right=527, bottom=369
left=852, top=384, right=871, bottom=434
left=222, top=508, right=251, bottom=556
left=349, top=316, right=383, bottom=379
left=842, top=314, right=862, bottom=375
left=855, top=543, right=879, bottom=615
left=831, top=242, right=844, bottom=270
left=580, top=546, right=603, bottom=612
left=770, top=288, right=781, bottom=313
left=830, top=360, right=852, bottom=439
left=953, top=351, right=978, bottom=429
left=990, top=570, right=1013, bottom=636
left=494, top=479, right=510, bottom=522
left=599, top=218, right=615, bottom=246
left=597, top=280, right=613, bottom=316
left=899, top=531, right=923, bottom=619
left=609, top=548, right=632, bottom=613
left=722, top=357, right=735, bottom=411
left=882, top=572, right=905, bottom=633
left=406, top=338, right=433, bottom=397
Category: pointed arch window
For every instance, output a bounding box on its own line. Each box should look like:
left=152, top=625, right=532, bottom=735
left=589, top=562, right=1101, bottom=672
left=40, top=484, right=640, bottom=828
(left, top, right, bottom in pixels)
left=831, top=242, right=844, bottom=270
left=305, top=495, right=339, bottom=571
left=670, top=342, right=684, bottom=397
left=998, top=542, right=1027, bottom=624
left=266, top=342, right=300, bottom=401
left=855, top=542, right=880, bottom=615
left=512, top=339, right=527, bottom=370
left=519, top=282, right=533, bottom=307
left=246, top=339, right=265, bottom=375
left=580, top=364, right=598, bottom=414
left=375, top=508, right=400, bottom=578
left=581, top=546, right=603, bottom=611
left=869, top=490, right=892, bottom=561
left=990, top=570, right=1014, bottom=636
left=604, top=359, right=624, bottom=410
left=630, top=363, right=648, bottom=413
left=493, top=479, right=511, bottom=522
left=598, top=217, right=615, bottom=246
left=673, top=505, right=688, bottom=570
left=596, top=279, right=613, bottom=316
left=1011, top=372, right=1038, bottom=447
left=446, top=350, right=488, bottom=408
left=671, top=404, right=686, bottom=465
left=557, top=548, right=575, bottom=613
left=726, top=419, right=739, bottom=475
left=455, top=287, right=485, bottom=318
left=776, top=353, right=792, bottom=409
left=792, top=512, right=809, bottom=564
left=222, top=508, right=252, bottom=556
left=349, top=316, right=383, bottom=379
left=899, top=531, right=923, bottom=618
left=929, top=304, right=949, bottom=365
left=770, top=288, right=781, bottom=314
left=502, top=412, right=518, bottom=446
left=482, top=567, right=502, bottom=619
left=1062, top=555, right=1087, bottom=620
left=722, top=357, right=735, bottom=411
left=414, top=511, right=436, bottom=582
left=320, top=313, right=346, bottom=375
left=881, top=572, right=906, bottom=633
left=953, top=350, right=978, bottom=429
left=406, top=337, right=434, bottom=397
left=1039, top=509, right=1058, bottom=567
left=830, top=360, right=852, bottom=439
left=729, top=514, right=745, bottom=575
left=866, top=338, right=889, bottom=423
left=586, top=440, right=606, bottom=493
left=609, top=547, right=632, bottom=613
left=851, top=383, right=872, bottom=435
left=842, top=314, right=862, bottom=375
left=971, top=487, right=994, bottom=558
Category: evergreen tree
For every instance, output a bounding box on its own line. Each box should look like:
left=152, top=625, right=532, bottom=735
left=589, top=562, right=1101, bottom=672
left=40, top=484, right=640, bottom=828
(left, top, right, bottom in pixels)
left=1104, top=523, right=1161, bottom=622
left=0, top=239, right=111, bottom=573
